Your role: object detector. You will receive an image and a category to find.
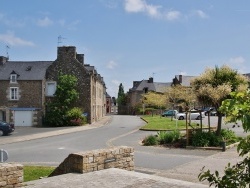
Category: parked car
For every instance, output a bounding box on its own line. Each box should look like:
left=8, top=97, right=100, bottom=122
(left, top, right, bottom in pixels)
left=210, top=110, right=218, bottom=116
left=161, top=110, right=178, bottom=117
left=209, top=110, right=225, bottom=116
left=175, top=111, right=205, bottom=120
left=0, top=121, right=15, bottom=136
left=202, top=107, right=215, bottom=116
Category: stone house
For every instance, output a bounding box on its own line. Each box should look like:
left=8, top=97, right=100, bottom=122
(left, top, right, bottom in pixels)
left=125, top=77, right=172, bottom=114
left=106, top=93, right=112, bottom=114
left=106, top=94, right=118, bottom=114
left=0, top=46, right=106, bottom=126
left=172, top=75, right=197, bottom=86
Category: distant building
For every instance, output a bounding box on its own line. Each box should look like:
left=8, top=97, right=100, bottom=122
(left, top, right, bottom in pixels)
left=125, top=77, right=172, bottom=114
left=106, top=93, right=112, bottom=113
left=243, top=73, right=250, bottom=81
left=172, top=75, right=197, bottom=86
left=111, top=97, right=118, bottom=114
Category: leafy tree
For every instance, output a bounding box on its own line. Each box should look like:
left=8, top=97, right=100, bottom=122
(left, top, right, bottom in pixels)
left=199, top=90, right=250, bottom=187
left=191, top=65, right=248, bottom=135
left=164, top=85, right=196, bottom=110
left=141, top=91, right=167, bottom=114
left=162, top=85, right=196, bottom=121
left=117, top=83, right=126, bottom=105
left=45, top=74, right=80, bottom=126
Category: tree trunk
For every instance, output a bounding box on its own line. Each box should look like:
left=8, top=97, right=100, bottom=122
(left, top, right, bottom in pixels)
left=216, top=112, right=223, bottom=136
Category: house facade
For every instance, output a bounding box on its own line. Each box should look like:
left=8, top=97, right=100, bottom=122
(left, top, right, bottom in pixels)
left=125, top=77, right=172, bottom=114
left=106, top=93, right=112, bottom=114
left=0, top=46, right=106, bottom=126
left=0, top=56, right=52, bottom=126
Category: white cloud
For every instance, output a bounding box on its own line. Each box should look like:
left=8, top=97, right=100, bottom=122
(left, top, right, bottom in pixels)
left=124, top=0, right=161, bottom=18
left=179, top=70, right=187, bottom=75
left=106, top=60, right=118, bottom=69
left=67, top=20, right=81, bottom=30
left=100, top=0, right=118, bottom=9
left=111, top=79, right=121, bottom=86
left=124, top=1, right=209, bottom=22
left=0, top=13, right=25, bottom=27
left=0, top=31, right=34, bottom=46
left=124, top=0, right=145, bottom=12
left=37, top=16, right=53, bottom=27
left=227, top=56, right=245, bottom=65
left=58, top=19, right=81, bottom=30
left=224, top=56, right=246, bottom=73
left=164, top=10, right=181, bottom=21
left=193, top=10, right=209, bottom=19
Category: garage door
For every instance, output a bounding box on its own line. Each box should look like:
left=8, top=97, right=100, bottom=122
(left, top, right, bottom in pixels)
left=14, top=111, right=33, bottom=126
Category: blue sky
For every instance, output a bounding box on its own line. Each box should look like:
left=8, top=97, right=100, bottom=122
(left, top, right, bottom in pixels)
left=1, top=0, right=250, bottom=97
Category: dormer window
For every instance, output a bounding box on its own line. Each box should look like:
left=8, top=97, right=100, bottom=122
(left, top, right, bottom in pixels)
left=10, top=70, right=18, bottom=83
left=10, top=74, right=17, bottom=83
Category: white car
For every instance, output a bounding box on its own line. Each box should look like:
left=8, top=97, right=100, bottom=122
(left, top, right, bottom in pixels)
left=175, top=111, right=205, bottom=120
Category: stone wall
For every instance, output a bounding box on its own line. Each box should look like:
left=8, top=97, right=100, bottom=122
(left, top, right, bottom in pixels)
left=49, top=146, right=134, bottom=177
left=0, top=80, right=44, bottom=126
left=0, top=163, right=23, bottom=187
left=0, top=80, right=44, bottom=108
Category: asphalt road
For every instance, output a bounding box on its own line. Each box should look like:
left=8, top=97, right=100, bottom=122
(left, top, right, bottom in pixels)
left=0, top=115, right=220, bottom=171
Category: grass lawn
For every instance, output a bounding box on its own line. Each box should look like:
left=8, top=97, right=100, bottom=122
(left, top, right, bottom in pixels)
left=24, top=166, right=55, bottom=182
left=140, top=115, right=200, bottom=131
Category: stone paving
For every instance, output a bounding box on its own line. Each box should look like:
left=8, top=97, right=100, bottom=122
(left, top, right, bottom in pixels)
left=24, top=168, right=208, bottom=188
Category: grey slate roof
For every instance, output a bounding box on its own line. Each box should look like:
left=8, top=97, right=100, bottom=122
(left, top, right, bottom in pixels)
left=181, top=76, right=197, bottom=86
left=154, top=82, right=172, bottom=92
left=132, top=79, right=171, bottom=93
left=0, top=61, right=53, bottom=80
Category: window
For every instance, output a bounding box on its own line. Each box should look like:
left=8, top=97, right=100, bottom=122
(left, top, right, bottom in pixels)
left=46, top=82, right=56, bottom=96
left=10, top=74, right=17, bottom=83
left=10, top=87, right=18, bottom=100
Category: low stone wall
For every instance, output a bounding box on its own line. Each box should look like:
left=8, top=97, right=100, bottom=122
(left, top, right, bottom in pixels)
left=0, top=163, right=23, bottom=187
left=50, top=146, right=134, bottom=177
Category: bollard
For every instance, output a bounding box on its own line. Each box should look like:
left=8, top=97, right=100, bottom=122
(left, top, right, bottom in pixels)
left=0, top=149, right=8, bottom=162
left=221, top=141, right=226, bottom=152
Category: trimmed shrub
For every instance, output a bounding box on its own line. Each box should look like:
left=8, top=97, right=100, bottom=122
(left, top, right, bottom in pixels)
left=157, top=131, right=167, bottom=144
left=143, top=135, right=158, bottom=146
left=157, top=130, right=181, bottom=144
left=191, top=129, right=242, bottom=147
left=66, top=107, right=86, bottom=126
left=191, top=130, right=222, bottom=147
left=221, top=129, right=239, bottom=145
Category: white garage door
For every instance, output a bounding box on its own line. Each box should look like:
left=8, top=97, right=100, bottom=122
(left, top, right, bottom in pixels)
left=14, top=111, right=33, bottom=126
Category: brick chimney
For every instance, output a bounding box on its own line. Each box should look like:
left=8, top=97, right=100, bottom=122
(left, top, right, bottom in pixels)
left=0, top=56, right=8, bottom=66
left=148, top=77, right=153, bottom=83
left=57, top=46, right=76, bottom=59
left=179, top=75, right=182, bottom=83
left=76, top=54, right=84, bottom=65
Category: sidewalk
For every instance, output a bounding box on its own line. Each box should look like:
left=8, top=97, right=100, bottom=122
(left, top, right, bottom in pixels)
left=135, top=147, right=242, bottom=185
